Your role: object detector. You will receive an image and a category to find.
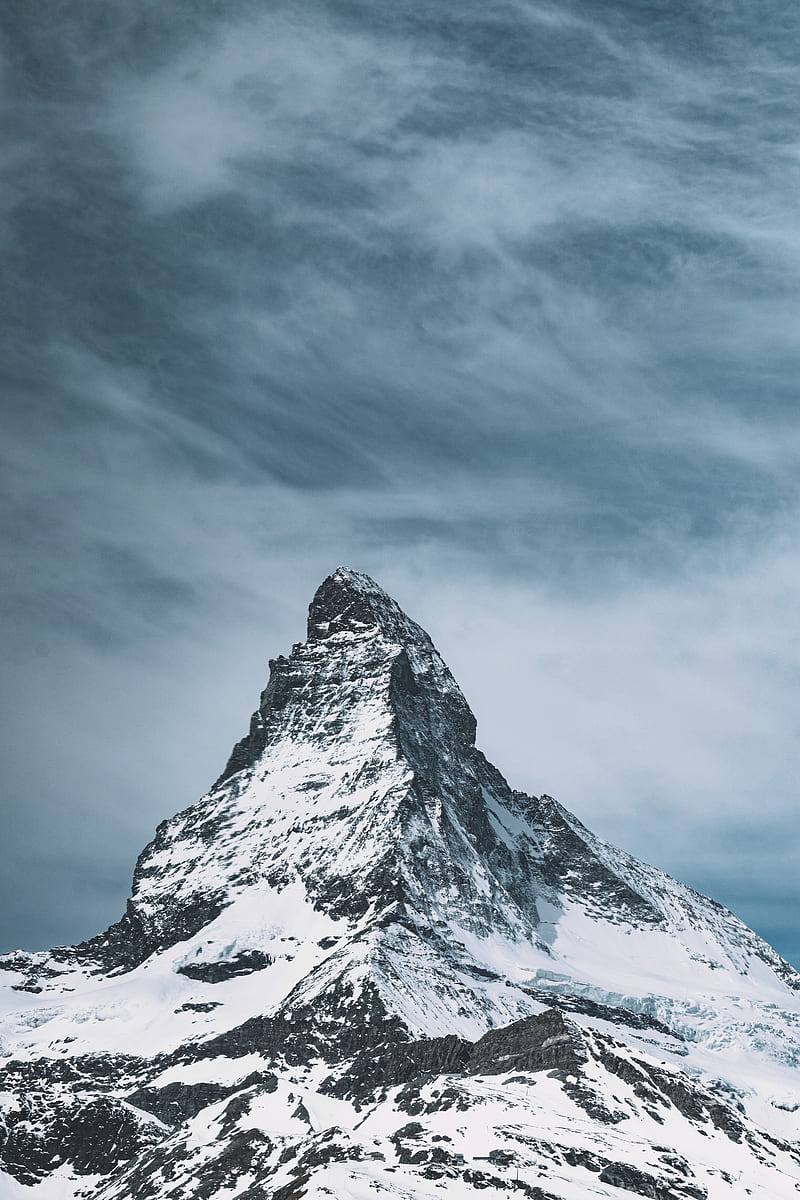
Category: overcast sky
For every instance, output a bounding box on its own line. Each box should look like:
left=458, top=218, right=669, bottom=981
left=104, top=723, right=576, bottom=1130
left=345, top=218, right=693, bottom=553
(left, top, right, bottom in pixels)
left=2, top=0, right=799, bottom=967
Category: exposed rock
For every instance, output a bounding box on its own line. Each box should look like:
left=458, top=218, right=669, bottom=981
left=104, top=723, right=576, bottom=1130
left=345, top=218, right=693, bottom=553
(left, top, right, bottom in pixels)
left=126, top=1073, right=275, bottom=1127
left=1, top=568, right=799, bottom=1200
left=176, top=950, right=274, bottom=983
left=467, top=1009, right=585, bottom=1077
left=599, top=1160, right=707, bottom=1200
left=0, top=1094, right=164, bottom=1185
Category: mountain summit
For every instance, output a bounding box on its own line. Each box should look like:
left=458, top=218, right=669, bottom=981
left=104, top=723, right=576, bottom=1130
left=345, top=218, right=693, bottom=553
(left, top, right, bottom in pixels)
left=2, top=570, right=800, bottom=1199
left=307, top=566, right=436, bottom=643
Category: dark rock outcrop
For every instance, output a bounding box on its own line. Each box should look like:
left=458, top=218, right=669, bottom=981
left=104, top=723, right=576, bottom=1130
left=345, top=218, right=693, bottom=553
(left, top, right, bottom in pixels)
left=176, top=950, right=274, bottom=983
left=467, top=1008, right=585, bottom=1077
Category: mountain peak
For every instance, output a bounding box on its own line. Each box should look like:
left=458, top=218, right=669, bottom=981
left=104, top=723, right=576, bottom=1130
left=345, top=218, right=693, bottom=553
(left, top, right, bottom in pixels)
left=307, top=566, right=430, bottom=647
left=210, top=567, right=474, bottom=800
left=5, top=571, right=800, bottom=1200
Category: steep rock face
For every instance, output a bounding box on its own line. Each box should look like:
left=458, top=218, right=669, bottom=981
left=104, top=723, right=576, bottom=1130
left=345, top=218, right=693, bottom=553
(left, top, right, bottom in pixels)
left=97, top=569, right=797, bottom=1014
left=1, top=567, right=800, bottom=1199
left=82, top=568, right=556, bottom=989
left=81, top=570, right=795, bottom=990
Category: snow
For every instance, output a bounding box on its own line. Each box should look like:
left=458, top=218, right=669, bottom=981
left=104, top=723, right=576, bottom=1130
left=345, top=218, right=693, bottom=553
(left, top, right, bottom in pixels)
left=0, top=1170, right=101, bottom=1199
left=2, top=568, right=799, bottom=1199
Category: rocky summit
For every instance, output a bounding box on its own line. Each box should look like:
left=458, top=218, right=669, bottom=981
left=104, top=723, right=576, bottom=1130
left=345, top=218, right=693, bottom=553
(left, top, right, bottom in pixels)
left=1, top=567, right=799, bottom=1199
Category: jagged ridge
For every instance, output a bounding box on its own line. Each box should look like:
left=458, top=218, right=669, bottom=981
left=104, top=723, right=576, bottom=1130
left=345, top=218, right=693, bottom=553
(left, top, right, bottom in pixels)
left=1, top=567, right=800, bottom=1200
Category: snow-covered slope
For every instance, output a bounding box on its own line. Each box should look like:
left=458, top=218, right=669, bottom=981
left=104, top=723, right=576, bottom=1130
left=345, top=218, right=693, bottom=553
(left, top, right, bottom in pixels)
left=1, top=567, right=798, bottom=1198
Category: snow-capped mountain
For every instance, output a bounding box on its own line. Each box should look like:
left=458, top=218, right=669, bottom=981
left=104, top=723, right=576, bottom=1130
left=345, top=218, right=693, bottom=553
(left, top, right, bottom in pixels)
left=1, top=567, right=799, bottom=1199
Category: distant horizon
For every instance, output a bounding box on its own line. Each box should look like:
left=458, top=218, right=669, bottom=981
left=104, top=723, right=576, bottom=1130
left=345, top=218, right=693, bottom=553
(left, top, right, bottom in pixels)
left=3, top=1, right=799, bottom=971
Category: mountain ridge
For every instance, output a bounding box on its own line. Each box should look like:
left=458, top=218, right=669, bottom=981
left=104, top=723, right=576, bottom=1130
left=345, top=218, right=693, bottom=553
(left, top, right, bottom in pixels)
left=1, top=567, right=799, bottom=1199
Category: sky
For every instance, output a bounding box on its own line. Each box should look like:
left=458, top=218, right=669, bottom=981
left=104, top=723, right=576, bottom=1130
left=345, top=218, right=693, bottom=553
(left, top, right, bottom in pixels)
left=2, top=0, right=799, bottom=967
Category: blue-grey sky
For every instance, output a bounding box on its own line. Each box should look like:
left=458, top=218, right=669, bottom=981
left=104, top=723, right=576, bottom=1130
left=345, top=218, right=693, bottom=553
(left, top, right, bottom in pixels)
left=2, top=0, right=799, bottom=966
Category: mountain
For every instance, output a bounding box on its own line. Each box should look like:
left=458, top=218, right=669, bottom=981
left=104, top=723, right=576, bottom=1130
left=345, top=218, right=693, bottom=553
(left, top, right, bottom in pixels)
left=1, top=566, right=799, bottom=1199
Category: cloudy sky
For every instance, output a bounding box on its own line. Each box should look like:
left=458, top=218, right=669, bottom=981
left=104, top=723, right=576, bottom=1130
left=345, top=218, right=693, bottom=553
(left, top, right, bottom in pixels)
left=2, top=0, right=799, bottom=967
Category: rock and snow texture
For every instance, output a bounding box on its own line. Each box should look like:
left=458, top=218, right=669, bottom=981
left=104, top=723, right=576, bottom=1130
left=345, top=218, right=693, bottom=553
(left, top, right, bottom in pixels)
left=1, top=566, right=799, bottom=1198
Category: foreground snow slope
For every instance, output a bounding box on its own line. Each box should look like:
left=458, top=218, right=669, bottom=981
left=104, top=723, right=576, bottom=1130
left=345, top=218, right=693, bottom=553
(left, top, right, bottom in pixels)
left=1, top=568, right=798, bottom=1198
